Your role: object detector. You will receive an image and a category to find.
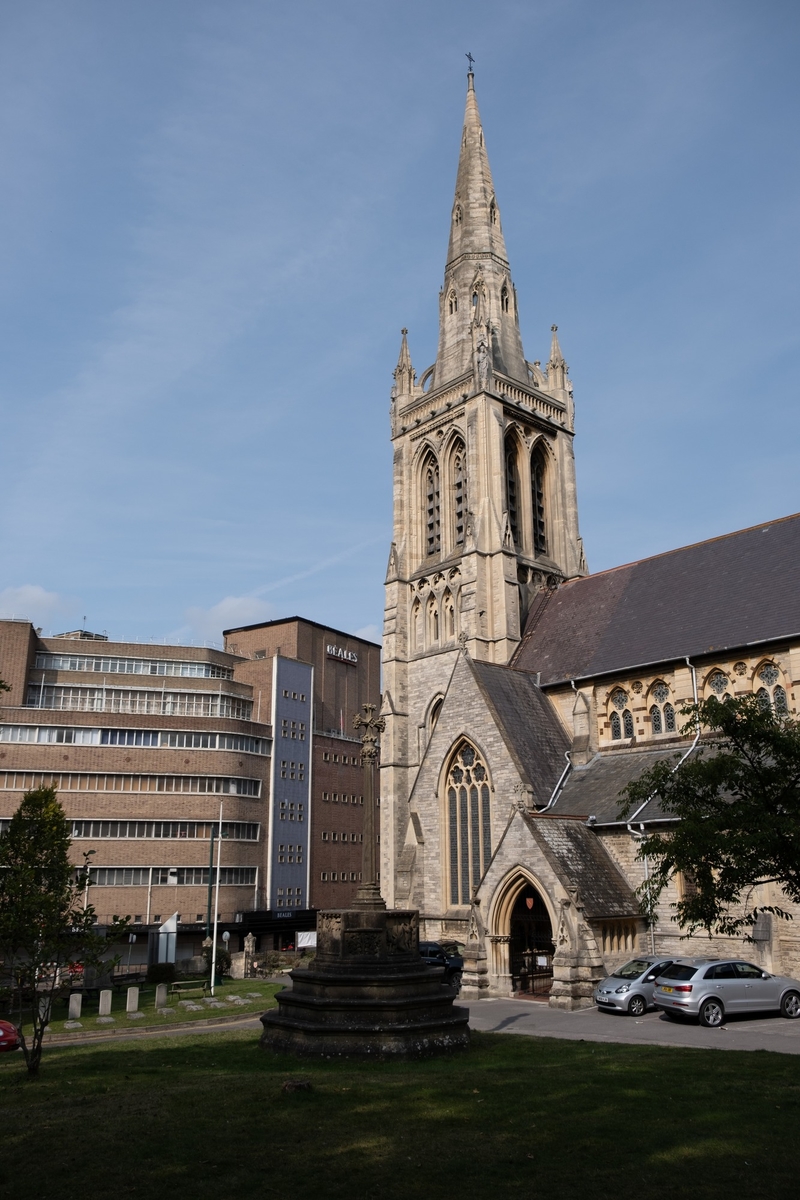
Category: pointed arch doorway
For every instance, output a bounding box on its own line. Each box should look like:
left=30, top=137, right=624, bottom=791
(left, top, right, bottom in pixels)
left=510, top=884, right=555, bottom=998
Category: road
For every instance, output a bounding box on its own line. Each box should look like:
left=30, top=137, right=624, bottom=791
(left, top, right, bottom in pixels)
left=464, top=997, right=800, bottom=1055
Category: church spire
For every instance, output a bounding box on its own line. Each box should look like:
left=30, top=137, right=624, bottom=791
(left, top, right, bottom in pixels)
left=432, top=72, right=528, bottom=391
left=445, top=71, right=509, bottom=267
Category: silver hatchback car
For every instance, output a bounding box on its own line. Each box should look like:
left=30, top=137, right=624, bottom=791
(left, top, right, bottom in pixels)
left=653, top=957, right=800, bottom=1027
left=595, top=956, right=676, bottom=1016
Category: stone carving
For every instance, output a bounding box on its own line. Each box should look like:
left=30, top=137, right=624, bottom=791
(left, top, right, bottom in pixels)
left=343, top=929, right=383, bottom=958
left=386, top=916, right=417, bottom=955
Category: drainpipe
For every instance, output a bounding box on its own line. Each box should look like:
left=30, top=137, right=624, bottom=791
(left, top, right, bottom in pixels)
left=626, top=656, right=701, bottom=955
left=541, top=679, right=578, bottom=813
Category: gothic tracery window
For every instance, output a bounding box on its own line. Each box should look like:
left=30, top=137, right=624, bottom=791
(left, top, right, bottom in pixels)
left=446, top=742, right=492, bottom=906
left=649, top=683, right=676, bottom=736
left=448, top=291, right=458, bottom=315
left=531, top=447, right=547, bottom=555
left=609, top=689, right=633, bottom=740
left=756, top=664, right=788, bottom=713
left=423, top=453, right=441, bottom=557
left=501, top=285, right=510, bottom=313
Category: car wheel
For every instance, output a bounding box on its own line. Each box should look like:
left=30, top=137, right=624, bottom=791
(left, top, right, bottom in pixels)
left=627, top=995, right=647, bottom=1017
left=449, top=971, right=462, bottom=994
left=699, top=998, right=725, bottom=1028
left=780, top=990, right=800, bottom=1019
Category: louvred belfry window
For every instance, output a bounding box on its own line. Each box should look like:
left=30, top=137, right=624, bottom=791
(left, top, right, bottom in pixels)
left=446, top=742, right=492, bottom=906
left=531, top=449, right=547, bottom=555
left=425, top=455, right=441, bottom=557
left=453, top=443, right=466, bottom=548
left=505, top=440, right=520, bottom=546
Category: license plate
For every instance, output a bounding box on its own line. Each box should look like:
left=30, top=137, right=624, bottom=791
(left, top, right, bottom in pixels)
left=661, top=986, right=674, bottom=993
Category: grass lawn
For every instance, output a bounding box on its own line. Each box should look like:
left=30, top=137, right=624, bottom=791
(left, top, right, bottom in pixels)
left=2, top=1031, right=799, bottom=1198
left=29, top=979, right=281, bottom=1038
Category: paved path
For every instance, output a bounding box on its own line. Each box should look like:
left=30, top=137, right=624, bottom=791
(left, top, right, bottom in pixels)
left=43, top=1000, right=800, bottom=1057
left=465, top=998, right=800, bottom=1055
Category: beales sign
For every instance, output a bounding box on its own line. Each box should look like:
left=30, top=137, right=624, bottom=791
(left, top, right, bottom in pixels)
left=326, top=643, right=358, bottom=665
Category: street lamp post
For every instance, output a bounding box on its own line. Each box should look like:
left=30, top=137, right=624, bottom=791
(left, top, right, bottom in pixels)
left=210, top=801, right=224, bottom=995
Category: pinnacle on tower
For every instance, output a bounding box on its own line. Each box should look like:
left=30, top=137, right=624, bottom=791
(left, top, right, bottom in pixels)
left=393, top=328, right=415, bottom=397
left=546, top=324, right=568, bottom=394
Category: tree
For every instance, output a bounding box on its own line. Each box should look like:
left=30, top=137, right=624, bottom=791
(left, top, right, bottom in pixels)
left=619, top=694, right=800, bottom=937
left=0, top=787, right=130, bottom=1076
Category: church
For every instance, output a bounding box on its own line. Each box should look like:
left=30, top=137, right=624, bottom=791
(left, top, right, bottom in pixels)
left=379, top=71, right=800, bottom=1008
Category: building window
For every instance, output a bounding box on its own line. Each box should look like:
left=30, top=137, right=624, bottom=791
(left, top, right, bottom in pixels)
left=453, top=443, right=466, bottom=548
left=504, top=438, right=520, bottom=546
left=321, top=872, right=328, bottom=881
left=531, top=448, right=547, bottom=555
left=756, top=663, right=788, bottom=713
left=448, top=290, right=458, bottom=315
left=424, top=453, right=441, bottom=556
left=501, top=284, right=509, bottom=312
left=445, top=741, right=492, bottom=906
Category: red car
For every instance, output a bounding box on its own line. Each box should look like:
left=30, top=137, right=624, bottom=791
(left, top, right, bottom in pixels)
left=0, top=1020, right=21, bottom=1052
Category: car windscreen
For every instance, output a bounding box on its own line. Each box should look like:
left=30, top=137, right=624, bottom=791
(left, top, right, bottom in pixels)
left=612, top=959, right=653, bottom=980
left=659, top=964, right=699, bottom=981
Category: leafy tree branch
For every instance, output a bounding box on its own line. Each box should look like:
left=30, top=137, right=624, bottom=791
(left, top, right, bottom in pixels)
left=619, top=694, right=800, bottom=937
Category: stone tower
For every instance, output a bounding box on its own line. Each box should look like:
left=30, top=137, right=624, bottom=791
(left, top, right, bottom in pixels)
left=380, top=72, right=586, bottom=905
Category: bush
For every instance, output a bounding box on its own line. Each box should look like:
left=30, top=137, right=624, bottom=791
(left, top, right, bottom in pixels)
left=146, top=963, right=176, bottom=984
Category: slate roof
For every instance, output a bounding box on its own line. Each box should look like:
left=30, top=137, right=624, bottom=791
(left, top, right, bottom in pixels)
left=468, top=659, right=570, bottom=806
left=549, top=748, right=685, bottom=825
left=513, top=512, right=800, bottom=685
left=522, top=813, right=639, bottom=918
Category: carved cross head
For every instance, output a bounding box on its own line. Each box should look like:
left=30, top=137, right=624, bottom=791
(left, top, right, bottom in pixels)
left=353, top=703, right=385, bottom=760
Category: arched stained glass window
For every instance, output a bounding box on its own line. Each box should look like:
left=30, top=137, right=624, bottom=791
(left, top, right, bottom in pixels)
left=446, top=743, right=492, bottom=905
left=623, top=710, right=634, bottom=739
left=649, top=684, right=676, bottom=737
left=610, top=712, right=621, bottom=740
left=774, top=685, right=788, bottom=714
left=756, top=687, right=771, bottom=711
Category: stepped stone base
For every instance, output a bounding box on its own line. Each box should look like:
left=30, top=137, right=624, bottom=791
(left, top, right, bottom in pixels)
left=260, top=908, right=470, bottom=1059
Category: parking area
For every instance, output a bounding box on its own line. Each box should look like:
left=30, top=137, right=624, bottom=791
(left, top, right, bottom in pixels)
left=465, top=998, right=800, bottom=1055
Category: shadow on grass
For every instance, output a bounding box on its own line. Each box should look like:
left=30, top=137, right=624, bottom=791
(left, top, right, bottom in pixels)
left=2, top=1030, right=799, bottom=1198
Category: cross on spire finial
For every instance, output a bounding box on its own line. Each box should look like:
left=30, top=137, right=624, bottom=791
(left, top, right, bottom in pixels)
left=466, top=51, right=475, bottom=73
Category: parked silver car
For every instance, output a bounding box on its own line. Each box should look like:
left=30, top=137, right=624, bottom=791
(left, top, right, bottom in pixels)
left=594, top=956, right=676, bottom=1016
left=653, top=957, right=800, bottom=1027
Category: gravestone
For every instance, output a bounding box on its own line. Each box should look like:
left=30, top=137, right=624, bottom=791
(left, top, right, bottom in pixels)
left=126, top=986, right=139, bottom=1013
left=154, top=983, right=168, bottom=1009
left=98, top=989, right=112, bottom=1017
left=68, top=993, right=82, bottom=1020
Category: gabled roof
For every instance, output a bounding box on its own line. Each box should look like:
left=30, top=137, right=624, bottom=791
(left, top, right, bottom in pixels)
left=549, top=748, right=683, bottom=825
left=521, top=813, right=639, bottom=918
left=468, top=658, right=570, bottom=805
left=513, top=512, right=800, bottom=685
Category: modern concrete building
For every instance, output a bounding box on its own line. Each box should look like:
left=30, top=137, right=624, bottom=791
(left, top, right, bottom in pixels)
left=0, top=615, right=379, bottom=964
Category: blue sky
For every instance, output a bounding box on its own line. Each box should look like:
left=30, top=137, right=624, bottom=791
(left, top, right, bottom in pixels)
left=1, top=0, right=798, bottom=647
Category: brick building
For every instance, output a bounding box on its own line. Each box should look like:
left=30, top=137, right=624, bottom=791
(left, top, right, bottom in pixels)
left=0, top=615, right=379, bottom=963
